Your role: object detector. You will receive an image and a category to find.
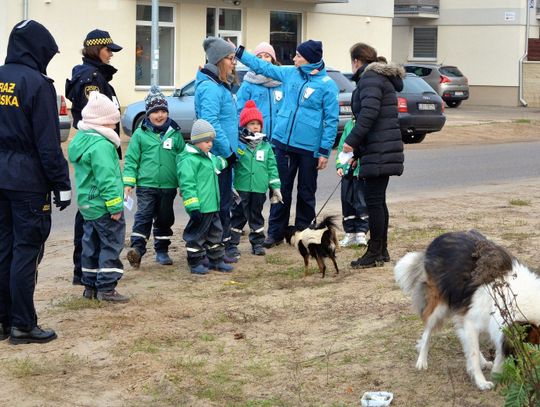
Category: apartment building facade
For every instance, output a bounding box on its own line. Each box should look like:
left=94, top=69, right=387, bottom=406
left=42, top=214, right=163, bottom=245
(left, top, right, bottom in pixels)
left=392, top=0, right=540, bottom=106
left=1, top=0, right=395, bottom=106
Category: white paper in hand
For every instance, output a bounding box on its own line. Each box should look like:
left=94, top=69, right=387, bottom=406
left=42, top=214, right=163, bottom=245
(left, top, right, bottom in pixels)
left=124, top=195, right=134, bottom=211
left=338, top=151, right=354, bottom=165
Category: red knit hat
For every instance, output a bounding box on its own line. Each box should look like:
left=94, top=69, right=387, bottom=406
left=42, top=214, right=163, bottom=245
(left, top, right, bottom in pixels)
left=240, top=100, right=263, bottom=127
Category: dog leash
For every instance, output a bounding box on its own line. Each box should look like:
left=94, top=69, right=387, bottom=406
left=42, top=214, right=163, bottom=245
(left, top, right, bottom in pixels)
left=310, top=178, right=342, bottom=227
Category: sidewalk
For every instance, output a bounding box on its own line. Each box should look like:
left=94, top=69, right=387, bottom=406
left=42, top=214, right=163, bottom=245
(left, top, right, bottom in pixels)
left=444, top=104, right=540, bottom=126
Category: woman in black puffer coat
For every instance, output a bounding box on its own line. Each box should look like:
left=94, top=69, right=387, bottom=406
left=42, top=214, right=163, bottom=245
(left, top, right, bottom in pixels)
left=342, top=43, right=405, bottom=269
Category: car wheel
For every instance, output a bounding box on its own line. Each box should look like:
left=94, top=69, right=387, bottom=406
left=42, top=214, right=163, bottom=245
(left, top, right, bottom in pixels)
left=402, top=133, right=426, bottom=144
left=133, top=113, right=146, bottom=133
left=445, top=100, right=462, bottom=108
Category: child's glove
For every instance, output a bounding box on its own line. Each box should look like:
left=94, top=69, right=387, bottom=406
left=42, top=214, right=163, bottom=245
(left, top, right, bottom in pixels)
left=226, top=153, right=237, bottom=167
left=53, top=190, right=71, bottom=211
left=190, top=209, right=202, bottom=224
left=270, top=188, right=283, bottom=204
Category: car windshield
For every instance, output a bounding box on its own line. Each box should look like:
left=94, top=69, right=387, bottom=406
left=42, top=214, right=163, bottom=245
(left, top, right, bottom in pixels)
left=401, top=75, right=437, bottom=94
left=439, top=66, right=464, bottom=77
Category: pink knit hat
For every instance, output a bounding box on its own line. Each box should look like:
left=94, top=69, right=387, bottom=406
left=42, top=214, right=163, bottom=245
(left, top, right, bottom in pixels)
left=81, top=91, right=120, bottom=125
left=254, top=42, right=276, bottom=62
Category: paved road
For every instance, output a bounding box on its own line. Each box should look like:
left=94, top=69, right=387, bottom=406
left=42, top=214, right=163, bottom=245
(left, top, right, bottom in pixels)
left=51, top=140, right=540, bottom=238
left=444, top=104, right=540, bottom=126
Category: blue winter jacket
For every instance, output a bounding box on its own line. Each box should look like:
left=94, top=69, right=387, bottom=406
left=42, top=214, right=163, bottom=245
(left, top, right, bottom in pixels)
left=237, top=48, right=339, bottom=158
left=0, top=20, right=70, bottom=194
left=194, top=67, right=238, bottom=158
left=236, top=74, right=283, bottom=140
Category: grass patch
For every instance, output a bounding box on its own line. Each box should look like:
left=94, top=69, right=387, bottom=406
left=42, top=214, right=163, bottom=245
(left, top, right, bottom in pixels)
left=5, top=358, right=44, bottom=378
left=200, top=333, right=216, bottom=342
left=513, top=119, right=531, bottom=124
left=54, top=295, right=103, bottom=311
left=266, top=253, right=295, bottom=266
left=131, top=337, right=160, bottom=354
left=500, top=231, right=533, bottom=241
left=406, top=214, right=421, bottom=222
left=509, top=198, right=531, bottom=206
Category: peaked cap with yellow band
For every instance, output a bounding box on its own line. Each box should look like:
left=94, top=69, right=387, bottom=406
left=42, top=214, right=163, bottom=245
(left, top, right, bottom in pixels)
left=84, top=29, right=122, bottom=52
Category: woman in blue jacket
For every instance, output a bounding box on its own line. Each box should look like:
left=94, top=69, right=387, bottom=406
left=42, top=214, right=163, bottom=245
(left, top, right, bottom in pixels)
left=236, top=40, right=339, bottom=247
left=194, top=37, right=238, bottom=261
left=236, top=42, right=283, bottom=140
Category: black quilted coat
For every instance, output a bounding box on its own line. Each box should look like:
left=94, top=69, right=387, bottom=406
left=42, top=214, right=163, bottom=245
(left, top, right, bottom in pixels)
left=344, top=62, right=405, bottom=178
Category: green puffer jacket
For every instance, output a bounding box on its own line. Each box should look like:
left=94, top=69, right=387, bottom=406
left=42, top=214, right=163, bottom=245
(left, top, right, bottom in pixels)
left=234, top=140, right=281, bottom=193
left=177, top=144, right=228, bottom=214
left=123, top=120, right=185, bottom=188
left=68, top=129, right=124, bottom=220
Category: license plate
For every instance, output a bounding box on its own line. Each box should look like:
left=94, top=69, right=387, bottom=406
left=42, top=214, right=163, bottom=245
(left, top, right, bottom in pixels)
left=418, top=103, right=436, bottom=111
left=340, top=105, right=352, bottom=114
left=454, top=91, right=464, bottom=96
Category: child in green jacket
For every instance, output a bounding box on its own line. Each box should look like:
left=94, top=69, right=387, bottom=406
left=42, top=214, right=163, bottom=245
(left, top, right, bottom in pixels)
left=124, top=86, right=185, bottom=268
left=336, top=119, right=369, bottom=247
left=177, top=119, right=236, bottom=275
left=228, top=100, right=281, bottom=257
left=68, top=91, right=128, bottom=303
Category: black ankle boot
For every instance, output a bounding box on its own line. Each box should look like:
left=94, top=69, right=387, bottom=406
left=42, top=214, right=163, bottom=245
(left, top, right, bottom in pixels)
left=351, top=239, right=384, bottom=269
left=382, top=239, right=390, bottom=262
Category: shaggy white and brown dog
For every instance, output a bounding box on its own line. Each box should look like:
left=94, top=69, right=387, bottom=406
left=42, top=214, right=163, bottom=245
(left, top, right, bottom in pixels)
left=283, top=216, right=340, bottom=278
left=394, top=230, right=540, bottom=390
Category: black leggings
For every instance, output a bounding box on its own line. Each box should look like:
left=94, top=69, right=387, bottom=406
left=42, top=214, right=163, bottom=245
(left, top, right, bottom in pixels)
left=363, top=176, right=389, bottom=242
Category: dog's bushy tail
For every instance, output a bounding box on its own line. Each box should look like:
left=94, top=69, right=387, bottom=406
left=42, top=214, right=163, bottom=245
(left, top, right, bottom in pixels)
left=315, top=215, right=339, bottom=247
left=394, top=251, right=427, bottom=315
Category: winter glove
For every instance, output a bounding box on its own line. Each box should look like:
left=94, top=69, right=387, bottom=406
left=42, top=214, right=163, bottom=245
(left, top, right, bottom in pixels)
left=53, top=190, right=72, bottom=211
left=190, top=209, right=203, bottom=224
left=270, top=188, right=283, bottom=205
left=232, top=188, right=241, bottom=204
left=225, top=153, right=237, bottom=167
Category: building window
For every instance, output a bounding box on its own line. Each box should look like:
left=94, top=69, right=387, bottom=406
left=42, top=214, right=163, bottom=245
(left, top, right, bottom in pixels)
left=270, top=11, right=302, bottom=65
left=136, top=4, right=175, bottom=87
left=206, top=8, right=242, bottom=46
left=413, top=27, right=437, bottom=59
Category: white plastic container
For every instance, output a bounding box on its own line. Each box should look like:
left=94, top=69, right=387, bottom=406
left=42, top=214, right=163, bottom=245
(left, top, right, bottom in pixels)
left=360, top=391, right=393, bottom=407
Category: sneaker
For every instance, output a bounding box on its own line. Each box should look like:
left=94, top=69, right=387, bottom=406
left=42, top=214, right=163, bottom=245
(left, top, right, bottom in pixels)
left=82, top=287, right=96, bottom=300
left=190, top=263, right=209, bottom=275
left=96, top=290, right=130, bottom=303
left=355, top=232, right=368, bottom=246
left=155, top=252, right=173, bottom=265
left=262, top=236, right=283, bottom=249
left=9, top=326, right=57, bottom=345
left=226, top=246, right=241, bottom=258
left=252, top=245, right=266, bottom=256
left=340, top=233, right=356, bottom=247
left=127, top=248, right=141, bottom=268
left=209, top=261, right=234, bottom=273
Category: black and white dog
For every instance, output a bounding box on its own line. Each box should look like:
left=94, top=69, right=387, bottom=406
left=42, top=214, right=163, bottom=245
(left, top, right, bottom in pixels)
left=284, top=215, right=340, bottom=278
left=394, top=230, right=540, bottom=390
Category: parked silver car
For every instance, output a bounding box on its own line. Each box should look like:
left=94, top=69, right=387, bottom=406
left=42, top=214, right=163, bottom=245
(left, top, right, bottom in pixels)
left=121, top=66, right=354, bottom=138
left=403, top=64, right=469, bottom=108
left=57, top=95, right=71, bottom=142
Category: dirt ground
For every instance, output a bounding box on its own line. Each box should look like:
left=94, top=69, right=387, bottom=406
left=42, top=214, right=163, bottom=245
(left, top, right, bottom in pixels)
left=1, top=121, right=539, bottom=407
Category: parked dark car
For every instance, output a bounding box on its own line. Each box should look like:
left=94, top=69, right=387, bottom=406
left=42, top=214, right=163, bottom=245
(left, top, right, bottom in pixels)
left=121, top=65, right=354, bottom=139
left=404, top=63, right=469, bottom=108
left=398, top=73, right=446, bottom=143
left=342, top=72, right=446, bottom=144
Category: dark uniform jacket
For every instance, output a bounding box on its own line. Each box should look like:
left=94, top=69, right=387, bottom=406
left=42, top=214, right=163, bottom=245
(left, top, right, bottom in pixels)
left=345, top=62, right=405, bottom=178
left=0, top=20, right=71, bottom=194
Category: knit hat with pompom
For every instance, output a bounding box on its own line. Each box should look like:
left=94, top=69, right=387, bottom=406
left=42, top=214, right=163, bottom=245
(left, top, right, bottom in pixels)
left=81, top=91, right=120, bottom=125
left=239, top=100, right=263, bottom=127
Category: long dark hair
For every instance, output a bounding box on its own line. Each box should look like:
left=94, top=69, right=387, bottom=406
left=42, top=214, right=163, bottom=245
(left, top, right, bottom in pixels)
left=349, top=43, right=378, bottom=65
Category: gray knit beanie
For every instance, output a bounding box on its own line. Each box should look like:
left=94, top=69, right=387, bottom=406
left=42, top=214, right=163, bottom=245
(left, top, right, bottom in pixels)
left=145, top=85, right=168, bottom=115
left=190, top=119, right=216, bottom=144
left=203, top=36, right=235, bottom=65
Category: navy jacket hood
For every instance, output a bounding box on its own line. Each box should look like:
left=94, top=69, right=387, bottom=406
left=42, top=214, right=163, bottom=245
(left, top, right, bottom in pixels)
left=5, top=20, right=58, bottom=75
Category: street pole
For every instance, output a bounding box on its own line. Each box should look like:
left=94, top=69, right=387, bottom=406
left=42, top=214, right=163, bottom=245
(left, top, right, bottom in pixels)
left=151, top=0, right=159, bottom=86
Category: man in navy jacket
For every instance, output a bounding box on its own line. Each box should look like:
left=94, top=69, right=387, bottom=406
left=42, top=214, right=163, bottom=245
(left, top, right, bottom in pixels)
left=0, top=20, right=71, bottom=344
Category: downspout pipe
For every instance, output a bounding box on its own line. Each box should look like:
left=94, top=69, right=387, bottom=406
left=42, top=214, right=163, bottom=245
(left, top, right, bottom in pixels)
left=23, top=0, right=28, bottom=19
left=519, top=0, right=530, bottom=107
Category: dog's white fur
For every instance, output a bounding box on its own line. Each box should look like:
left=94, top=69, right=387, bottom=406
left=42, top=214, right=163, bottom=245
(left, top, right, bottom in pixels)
left=395, top=251, right=540, bottom=390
